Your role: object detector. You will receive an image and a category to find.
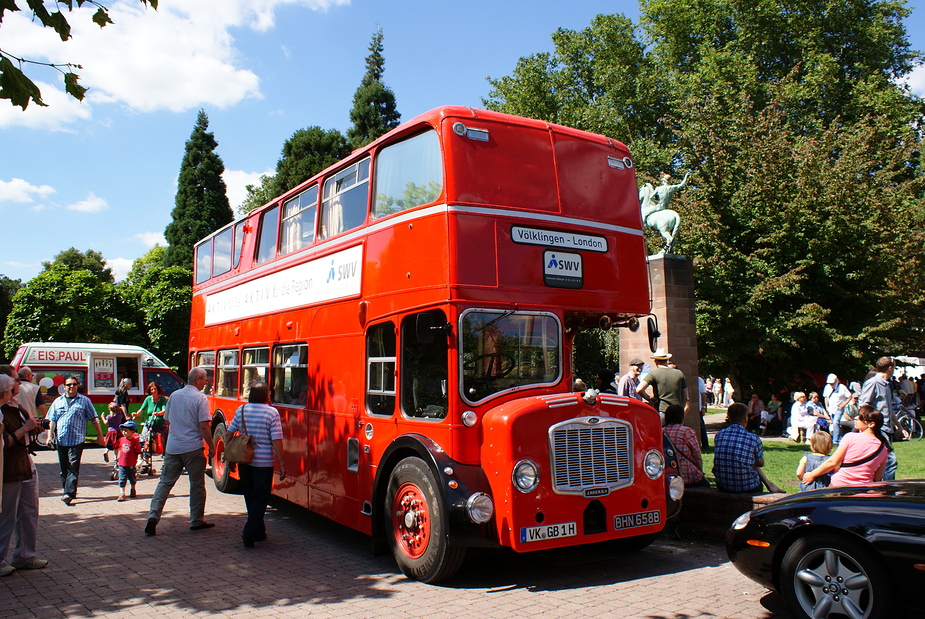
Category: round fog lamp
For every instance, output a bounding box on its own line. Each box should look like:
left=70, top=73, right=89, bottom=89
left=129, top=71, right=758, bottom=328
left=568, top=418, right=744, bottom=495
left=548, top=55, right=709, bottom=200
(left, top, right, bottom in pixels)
left=512, top=459, right=539, bottom=493
left=466, top=492, right=494, bottom=524
left=668, top=475, right=684, bottom=501
left=644, top=449, right=665, bottom=479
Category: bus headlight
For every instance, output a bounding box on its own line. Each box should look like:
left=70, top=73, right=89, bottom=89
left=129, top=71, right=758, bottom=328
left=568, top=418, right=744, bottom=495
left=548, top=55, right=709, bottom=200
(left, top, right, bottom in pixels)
left=466, top=492, right=494, bottom=524
left=512, top=459, right=540, bottom=493
left=644, top=449, right=665, bottom=479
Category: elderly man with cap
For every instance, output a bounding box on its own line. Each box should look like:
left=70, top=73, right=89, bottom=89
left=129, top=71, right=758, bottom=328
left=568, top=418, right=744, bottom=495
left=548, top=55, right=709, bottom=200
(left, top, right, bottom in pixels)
left=616, top=358, right=645, bottom=401
left=636, top=348, right=690, bottom=423
left=823, top=373, right=851, bottom=444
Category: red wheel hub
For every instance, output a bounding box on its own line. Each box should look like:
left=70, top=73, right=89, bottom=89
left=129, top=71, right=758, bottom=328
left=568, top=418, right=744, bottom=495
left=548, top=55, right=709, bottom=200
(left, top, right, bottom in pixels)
left=392, top=482, right=431, bottom=559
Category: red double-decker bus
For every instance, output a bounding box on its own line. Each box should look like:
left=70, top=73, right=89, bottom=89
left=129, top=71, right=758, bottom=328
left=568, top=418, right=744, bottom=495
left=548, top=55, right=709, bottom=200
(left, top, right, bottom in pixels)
left=190, top=106, right=682, bottom=582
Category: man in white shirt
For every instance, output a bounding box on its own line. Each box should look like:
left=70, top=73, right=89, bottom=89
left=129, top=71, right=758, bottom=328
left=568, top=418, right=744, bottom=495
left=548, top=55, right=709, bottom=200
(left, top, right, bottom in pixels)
left=146, top=367, right=215, bottom=536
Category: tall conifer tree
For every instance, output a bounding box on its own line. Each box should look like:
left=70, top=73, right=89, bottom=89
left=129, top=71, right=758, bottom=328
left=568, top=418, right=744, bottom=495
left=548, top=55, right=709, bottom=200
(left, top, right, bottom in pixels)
left=348, top=27, right=401, bottom=148
left=163, top=109, right=234, bottom=268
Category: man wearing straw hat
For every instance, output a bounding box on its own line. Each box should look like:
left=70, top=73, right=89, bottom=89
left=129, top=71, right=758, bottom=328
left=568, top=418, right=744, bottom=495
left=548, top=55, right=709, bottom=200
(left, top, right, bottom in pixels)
left=637, top=348, right=690, bottom=423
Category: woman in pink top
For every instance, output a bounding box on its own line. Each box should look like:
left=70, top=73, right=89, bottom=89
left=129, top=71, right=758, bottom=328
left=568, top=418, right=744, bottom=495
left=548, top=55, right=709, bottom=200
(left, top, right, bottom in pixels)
left=801, top=406, right=889, bottom=487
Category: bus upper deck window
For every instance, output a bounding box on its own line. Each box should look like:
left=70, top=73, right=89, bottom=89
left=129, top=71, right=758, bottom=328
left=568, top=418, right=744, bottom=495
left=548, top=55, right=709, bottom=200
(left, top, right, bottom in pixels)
left=373, top=130, right=442, bottom=219
left=212, top=226, right=233, bottom=277
left=281, top=185, right=318, bottom=254
left=256, top=205, right=279, bottom=264
left=195, top=239, right=211, bottom=284
left=320, top=158, right=370, bottom=239
left=232, top=221, right=245, bottom=268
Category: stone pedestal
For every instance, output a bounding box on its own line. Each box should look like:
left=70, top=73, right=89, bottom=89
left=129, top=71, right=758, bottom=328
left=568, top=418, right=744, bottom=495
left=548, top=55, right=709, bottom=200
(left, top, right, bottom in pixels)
left=620, top=255, right=700, bottom=429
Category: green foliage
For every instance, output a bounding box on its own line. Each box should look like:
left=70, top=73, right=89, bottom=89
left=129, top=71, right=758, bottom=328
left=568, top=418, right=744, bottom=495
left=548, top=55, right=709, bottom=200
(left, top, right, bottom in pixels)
left=0, top=0, right=157, bottom=110
left=238, top=173, right=275, bottom=216
left=3, top=265, right=141, bottom=358
left=485, top=0, right=925, bottom=395
left=347, top=27, right=400, bottom=149
left=572, top=329, right=620, bottom=385
left=163, top=109, right=234, bottom=268
left=484, top=13, right=675, bottom=172
left=271, top=126, right=350, bottom=197
left=0, top=275, right=22, bottom=362
left=121, top=250, right=191, bottom=373
left=42, top=247, right=114, bottom=283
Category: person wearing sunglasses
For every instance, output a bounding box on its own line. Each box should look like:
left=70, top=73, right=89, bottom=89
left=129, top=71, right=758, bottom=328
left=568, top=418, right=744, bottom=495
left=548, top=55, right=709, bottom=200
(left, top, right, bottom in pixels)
left=46, top=378, right=106, bottom=505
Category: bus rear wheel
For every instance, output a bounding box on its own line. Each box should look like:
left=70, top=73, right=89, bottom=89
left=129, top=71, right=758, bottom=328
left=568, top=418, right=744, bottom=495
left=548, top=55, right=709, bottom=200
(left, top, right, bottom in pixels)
left=386, top=457, right=465, bottom=583
left=211, top=423, right=240, bottom=493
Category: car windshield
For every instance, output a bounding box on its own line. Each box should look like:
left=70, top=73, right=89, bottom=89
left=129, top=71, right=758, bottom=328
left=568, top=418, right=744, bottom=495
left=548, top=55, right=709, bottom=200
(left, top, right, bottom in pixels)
left=460, top=310, right=560, bottom=402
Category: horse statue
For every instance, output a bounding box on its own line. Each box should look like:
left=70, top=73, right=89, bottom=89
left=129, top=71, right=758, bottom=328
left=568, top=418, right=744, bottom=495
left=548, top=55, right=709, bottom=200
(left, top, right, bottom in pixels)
left=639, top=172, right=690, bottom=255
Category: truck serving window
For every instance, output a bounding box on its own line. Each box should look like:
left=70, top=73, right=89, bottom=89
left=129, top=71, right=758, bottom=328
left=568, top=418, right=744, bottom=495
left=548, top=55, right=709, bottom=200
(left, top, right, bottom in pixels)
left=461, top=310, right=560, bottom=403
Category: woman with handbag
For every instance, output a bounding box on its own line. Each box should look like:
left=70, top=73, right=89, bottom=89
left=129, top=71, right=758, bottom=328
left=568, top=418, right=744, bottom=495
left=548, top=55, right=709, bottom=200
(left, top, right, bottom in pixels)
left=1, top=373, right=47, bottom=576
left=227, top=381, right=285, bottom=548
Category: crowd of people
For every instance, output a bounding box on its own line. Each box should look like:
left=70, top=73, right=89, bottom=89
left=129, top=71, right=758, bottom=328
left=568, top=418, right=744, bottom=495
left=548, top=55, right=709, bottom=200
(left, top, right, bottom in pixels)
left=1, top=365, right=285, bottom=578
left=596, top=352, right=918, bottom=497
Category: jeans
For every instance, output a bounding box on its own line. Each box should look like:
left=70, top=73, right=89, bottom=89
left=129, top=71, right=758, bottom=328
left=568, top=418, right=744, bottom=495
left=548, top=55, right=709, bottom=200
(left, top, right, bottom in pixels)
left=56, top=444, right=85, bottom=498
left=0, top=461, right=39, bottom=567
left=239, top=464, right=274, bottom=542
left=147, top=449, right=207, bottom=527
left=118, top=466, right=137, bottom=489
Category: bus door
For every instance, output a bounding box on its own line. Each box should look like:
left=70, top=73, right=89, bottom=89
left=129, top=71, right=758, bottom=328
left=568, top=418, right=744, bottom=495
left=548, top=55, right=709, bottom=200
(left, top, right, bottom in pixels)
left=362, top=320, right=399, bottom=517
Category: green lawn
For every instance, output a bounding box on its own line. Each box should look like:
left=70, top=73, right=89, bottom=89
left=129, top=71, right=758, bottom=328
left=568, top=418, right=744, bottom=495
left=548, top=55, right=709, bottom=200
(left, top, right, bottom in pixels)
left=700, top=428, right=925, bottom=494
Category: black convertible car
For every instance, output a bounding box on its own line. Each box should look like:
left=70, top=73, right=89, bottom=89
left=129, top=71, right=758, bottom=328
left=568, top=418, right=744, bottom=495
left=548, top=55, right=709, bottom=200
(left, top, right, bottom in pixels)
left=726, top=481, right=925, bottom=619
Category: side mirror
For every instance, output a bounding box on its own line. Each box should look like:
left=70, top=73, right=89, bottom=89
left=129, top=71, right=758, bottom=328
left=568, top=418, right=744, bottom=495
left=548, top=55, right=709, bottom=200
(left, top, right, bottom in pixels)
left=647, top=317, right=660, bottom=353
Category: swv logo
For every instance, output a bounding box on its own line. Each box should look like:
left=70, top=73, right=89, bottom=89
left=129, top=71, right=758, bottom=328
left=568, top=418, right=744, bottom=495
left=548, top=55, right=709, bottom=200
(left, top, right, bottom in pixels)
left=543, top=250, right=583, bottom=289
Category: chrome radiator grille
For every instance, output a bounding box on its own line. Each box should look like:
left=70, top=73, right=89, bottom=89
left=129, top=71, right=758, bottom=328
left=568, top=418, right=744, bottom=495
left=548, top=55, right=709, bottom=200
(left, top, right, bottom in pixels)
left=550, top=417, right=633, bottom=494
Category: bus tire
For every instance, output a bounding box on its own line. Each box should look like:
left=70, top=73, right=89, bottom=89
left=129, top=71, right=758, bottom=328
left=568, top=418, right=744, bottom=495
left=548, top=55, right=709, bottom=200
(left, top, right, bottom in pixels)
left=386, top=457, right=465, bottom=583
left=211, top=423, right=240, bottom=493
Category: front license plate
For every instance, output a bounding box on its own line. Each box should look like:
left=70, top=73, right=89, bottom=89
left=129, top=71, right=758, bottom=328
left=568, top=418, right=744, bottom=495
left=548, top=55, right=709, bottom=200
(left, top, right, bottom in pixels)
left=520, top=521, right=577, bottom=543
left=613, top=510, right=661, bottom=530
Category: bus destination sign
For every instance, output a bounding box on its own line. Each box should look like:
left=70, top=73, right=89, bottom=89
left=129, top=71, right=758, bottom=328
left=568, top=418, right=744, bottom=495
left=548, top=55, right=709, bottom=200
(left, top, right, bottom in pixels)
left=511, top=225, right=608, bottom=253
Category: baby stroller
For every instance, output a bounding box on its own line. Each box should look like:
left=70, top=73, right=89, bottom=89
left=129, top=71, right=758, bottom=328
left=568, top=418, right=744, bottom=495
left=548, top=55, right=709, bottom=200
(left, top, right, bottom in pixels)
left=138, top=417, right=165, bottom=476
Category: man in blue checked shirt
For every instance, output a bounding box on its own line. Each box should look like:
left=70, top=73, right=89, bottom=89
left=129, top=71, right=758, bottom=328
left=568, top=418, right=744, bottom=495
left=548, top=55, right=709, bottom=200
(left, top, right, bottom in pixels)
left=713, top=403, right=783, bottom=494
left=47, top=377, right=106, bottom=505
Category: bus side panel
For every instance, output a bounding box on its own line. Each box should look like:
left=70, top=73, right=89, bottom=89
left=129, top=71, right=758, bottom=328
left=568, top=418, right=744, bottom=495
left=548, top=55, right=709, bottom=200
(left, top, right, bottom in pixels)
left=303, top=309, right=364, bottom=528
left=364, top=212, right=451, bottom=314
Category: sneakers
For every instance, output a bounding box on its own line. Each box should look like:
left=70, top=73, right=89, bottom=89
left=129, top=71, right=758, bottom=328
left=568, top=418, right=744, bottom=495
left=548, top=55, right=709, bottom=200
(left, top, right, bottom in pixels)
left=117, top=495, right=126, bottom=502
left=61, top=495, right=73, bottom=506
left=12, top=557, right=47, bottom=570
left=144, top=518, right=157, bottom=537
left=190, top=521, right=215, bottom=531
left=0, top=565, right=15, bottom=577
left=130, top=487, right=137, bottom=498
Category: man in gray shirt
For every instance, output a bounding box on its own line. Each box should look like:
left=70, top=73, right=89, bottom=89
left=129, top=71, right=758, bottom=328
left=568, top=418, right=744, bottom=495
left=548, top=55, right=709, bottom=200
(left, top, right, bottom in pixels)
left=145, top=367, right=215, bottom=536
left=858, top=357, right=905, bottom=480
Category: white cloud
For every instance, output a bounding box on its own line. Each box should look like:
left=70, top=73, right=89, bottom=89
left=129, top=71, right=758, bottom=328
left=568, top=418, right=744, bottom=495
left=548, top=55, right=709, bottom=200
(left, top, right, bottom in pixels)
left=904, top=64, right=925, bottom=97
left=109, top=257, right=135, bottom=282
left=1, top=0, right=350, bottom=129
left=0, top=178, right=56, bottom=203
left=224, top=168, right=274, bottom=212
left=134, top=231, right=167, bottom=247
left=67, top=192, right=108, bottom=213
left=0, top=81, right=93, bottom=130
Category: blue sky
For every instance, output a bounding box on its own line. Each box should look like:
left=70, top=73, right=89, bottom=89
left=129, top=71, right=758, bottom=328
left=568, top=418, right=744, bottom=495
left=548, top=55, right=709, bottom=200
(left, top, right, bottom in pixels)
left=2, top=0, right=923, bottom=283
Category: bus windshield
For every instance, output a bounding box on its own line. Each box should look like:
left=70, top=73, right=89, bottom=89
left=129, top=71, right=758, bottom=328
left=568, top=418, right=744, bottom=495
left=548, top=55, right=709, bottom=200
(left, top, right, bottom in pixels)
left=461, top=310, right=560, bottom=402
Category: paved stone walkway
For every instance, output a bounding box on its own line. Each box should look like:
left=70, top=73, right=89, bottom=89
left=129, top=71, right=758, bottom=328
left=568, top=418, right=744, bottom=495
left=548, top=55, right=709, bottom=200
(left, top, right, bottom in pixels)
left=2, top=446, right=792, bottom=618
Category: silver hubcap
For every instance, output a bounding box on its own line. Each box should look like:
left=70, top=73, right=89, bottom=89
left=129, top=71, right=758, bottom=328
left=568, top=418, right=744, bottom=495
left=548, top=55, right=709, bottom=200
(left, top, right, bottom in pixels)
left=794, top=547, right=871, bottom=619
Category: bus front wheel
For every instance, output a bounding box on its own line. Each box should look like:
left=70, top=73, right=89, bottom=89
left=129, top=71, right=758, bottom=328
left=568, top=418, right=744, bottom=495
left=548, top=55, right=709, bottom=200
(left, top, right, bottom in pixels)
left=386, top=457, right=465, bottom=583
left=211, top=423, right=241, bottom=493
